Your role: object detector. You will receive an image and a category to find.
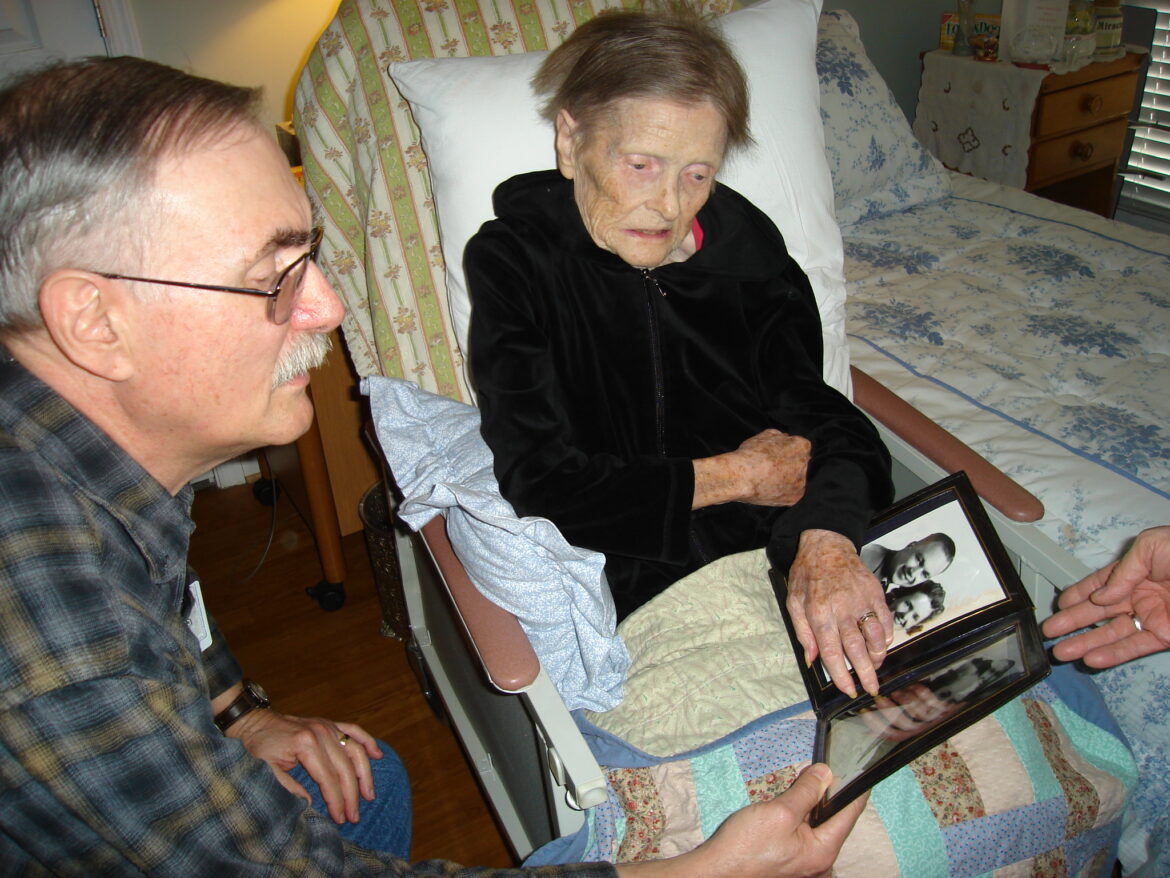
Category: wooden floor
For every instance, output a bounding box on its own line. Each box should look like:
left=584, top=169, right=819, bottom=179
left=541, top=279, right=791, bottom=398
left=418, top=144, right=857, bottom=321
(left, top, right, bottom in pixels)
left=189, top=479, right=515, bottom=868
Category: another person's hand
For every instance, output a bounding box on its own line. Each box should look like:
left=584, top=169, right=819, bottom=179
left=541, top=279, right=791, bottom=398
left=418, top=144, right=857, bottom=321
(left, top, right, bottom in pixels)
left=616, top=763, right=864, bottom=878
left=786, top=529, right=892, bottom=697
left=1042, top=525, right=1170, bottom=668
left=228, top=708, right=382, bottom=824
left=693, top=428, right=810, bottom=509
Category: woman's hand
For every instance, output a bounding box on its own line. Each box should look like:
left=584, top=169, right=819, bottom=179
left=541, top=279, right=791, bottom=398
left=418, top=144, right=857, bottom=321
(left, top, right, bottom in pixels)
left=615, top=763, right=865, bottom=878
left=786, top=529, right=893, bottom=698
left=1042, top=525, right=1170, bottom=668
left=693, top=428, right=810, bottom=510
left=228, top=708, right=382, bottom=824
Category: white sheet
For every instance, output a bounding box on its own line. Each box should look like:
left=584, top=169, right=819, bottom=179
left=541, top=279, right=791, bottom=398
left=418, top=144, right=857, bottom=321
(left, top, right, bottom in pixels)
left=364, top=376, right=629, bottom=712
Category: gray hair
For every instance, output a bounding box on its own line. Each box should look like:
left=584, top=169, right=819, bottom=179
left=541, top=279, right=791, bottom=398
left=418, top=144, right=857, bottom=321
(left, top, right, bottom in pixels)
left=532, top=6, right=751, bottom=154
left=0, top=56, right=260, bottom=333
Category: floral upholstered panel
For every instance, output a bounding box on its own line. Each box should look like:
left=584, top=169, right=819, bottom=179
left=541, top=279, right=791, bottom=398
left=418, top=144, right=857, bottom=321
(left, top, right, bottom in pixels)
left=294, top=0, right=731, bottom=402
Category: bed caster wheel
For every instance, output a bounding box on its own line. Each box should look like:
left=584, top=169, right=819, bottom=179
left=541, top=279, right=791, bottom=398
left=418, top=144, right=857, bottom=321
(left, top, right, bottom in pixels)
left=252, top=477, right=280, bottom=506
left=306, top=580, right=346, bottom=611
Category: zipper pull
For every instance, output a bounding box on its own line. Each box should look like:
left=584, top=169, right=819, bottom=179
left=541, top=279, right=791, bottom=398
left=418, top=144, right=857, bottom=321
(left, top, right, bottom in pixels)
left=642, top=268, right=666, bottom=297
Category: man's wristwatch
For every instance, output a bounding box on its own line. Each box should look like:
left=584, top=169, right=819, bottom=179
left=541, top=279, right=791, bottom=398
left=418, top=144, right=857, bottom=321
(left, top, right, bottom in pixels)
left=213, top=679, right=271, bottom=733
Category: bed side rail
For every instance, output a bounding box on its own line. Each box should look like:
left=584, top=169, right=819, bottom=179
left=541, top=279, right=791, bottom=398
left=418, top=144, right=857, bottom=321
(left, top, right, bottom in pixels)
left=418, top=516, right=541, bottom=693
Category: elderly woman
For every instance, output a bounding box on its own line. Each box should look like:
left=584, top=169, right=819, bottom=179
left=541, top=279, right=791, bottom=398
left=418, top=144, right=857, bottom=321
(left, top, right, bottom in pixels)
left=466, top=8, right=892, bottom=698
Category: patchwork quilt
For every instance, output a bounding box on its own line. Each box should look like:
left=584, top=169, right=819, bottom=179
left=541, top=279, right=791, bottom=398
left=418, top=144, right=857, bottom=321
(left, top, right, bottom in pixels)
left=526, top=551, right=1136, bottom=877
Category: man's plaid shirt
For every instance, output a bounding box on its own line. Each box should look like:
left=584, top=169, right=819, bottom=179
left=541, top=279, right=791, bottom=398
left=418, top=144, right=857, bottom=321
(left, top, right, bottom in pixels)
left=0, top=353, right=614, bottom=878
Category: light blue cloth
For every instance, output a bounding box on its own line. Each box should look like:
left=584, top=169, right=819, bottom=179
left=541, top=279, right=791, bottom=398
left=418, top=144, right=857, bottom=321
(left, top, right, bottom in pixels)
left=363, top=376, right=629, bottom=711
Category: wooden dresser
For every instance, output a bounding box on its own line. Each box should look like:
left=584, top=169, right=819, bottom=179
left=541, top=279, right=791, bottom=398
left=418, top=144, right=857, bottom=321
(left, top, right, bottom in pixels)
left=1025, top=52, right=1143, bottom=216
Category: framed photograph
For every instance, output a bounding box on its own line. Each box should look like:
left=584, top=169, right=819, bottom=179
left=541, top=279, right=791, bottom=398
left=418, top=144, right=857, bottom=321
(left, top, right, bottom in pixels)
left=773, top=472, right=1051, bottom=825
left=793, top=472, right=1035, bottom=703
left=862, top=471, right=1020, bottom=651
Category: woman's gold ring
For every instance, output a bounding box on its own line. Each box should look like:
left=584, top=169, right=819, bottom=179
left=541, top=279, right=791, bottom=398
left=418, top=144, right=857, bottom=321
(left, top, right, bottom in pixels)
left=338, top=733, right=350, bottom=746
left=1130, top=613, right=1143, bottom=633
left=856, top=611, right=879, bottom=629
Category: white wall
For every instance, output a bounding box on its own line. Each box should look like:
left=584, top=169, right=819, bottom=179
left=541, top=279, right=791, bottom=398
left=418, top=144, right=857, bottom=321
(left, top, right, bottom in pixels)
left=128, top=0, right=340, bottom=129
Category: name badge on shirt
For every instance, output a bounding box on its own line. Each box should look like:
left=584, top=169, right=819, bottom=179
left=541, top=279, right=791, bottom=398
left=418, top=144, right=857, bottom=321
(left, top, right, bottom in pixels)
left=185, top=580, right=213, bottom=651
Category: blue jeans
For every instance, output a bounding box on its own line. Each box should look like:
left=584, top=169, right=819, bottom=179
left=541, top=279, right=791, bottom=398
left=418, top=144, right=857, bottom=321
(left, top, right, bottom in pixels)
left=288, top=739, right=412, bottom=859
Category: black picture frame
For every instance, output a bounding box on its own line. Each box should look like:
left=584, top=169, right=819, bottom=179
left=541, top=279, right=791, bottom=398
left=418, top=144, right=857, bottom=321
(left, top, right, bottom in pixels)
left=774, top=472, right=1051, bottom=825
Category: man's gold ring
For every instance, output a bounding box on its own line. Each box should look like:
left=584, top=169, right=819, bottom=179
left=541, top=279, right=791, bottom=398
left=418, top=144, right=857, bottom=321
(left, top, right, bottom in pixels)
left=338, top=733, right=350, bottom=746
left=856, top=611, right=879, bottom=629
left=1130, top=613, right=1143, bottom=633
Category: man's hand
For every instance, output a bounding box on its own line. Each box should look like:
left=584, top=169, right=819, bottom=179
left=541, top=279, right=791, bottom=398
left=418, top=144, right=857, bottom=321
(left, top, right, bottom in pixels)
left=786, top=529, right=892, bottom=698
left=1042, top=525, right=1170, bottom=668
left=615, top=763, right=864, bottom=878
left=693, top=428, right=810, bottom=510
left=228, top=708, right=382, bottom=824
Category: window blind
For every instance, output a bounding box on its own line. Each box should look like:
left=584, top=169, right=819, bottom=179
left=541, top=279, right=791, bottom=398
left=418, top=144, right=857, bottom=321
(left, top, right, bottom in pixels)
left=1119, top=2, right=1170, bottom=217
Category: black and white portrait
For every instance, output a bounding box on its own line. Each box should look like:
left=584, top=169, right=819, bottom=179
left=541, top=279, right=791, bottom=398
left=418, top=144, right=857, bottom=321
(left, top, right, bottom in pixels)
left=862, top=496, right=1008, bottom=648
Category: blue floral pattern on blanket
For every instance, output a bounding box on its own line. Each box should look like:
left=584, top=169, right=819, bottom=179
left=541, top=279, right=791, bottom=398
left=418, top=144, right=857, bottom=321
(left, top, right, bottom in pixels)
left=1065, top=404, right=1169, bottom=473
left=1023, top=314, right=1137, bottom=358
left=844, top=241, right=939, bottom=275
left=816, top=11, right=951, bottom=224
left=853, top=301, right=945, bottom=346
left=1007, top=243, right=1096, bottom=280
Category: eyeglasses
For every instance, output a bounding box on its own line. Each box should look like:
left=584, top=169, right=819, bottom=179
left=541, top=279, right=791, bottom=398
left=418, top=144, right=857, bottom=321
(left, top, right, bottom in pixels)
left=98, top=226, right=324, bottom=325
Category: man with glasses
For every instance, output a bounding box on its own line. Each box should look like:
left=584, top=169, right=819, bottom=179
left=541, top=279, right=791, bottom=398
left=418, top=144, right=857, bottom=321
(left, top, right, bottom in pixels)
left=0, top=56, right=863, bottom=876
left=0, top=54, right=422, bottom=872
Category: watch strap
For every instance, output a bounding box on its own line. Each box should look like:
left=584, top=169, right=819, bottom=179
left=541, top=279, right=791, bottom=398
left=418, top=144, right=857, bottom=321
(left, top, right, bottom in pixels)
left=214, top=680, right=269, bottom=733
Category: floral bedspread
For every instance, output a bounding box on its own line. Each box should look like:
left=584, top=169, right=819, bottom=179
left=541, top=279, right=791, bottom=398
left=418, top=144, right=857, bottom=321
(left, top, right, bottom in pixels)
left=844, top=175, right=1170, bottom=573
left=844, top=174, right=1170, bottom=874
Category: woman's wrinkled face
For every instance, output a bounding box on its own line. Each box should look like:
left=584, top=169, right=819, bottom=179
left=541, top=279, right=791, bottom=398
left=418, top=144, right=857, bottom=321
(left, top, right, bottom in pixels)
left=555, top=98, right=726, bottom=269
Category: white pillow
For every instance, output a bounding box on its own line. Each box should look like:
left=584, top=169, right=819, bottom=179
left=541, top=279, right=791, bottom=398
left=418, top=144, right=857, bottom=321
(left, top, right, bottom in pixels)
left=390, top=0, right=851, bottom=394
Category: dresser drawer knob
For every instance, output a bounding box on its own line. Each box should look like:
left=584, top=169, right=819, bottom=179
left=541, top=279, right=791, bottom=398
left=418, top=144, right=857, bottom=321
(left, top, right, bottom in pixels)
left=1072, top=141, right=1096, bottom=161
left=1082, top=93, right=1104, bottom=115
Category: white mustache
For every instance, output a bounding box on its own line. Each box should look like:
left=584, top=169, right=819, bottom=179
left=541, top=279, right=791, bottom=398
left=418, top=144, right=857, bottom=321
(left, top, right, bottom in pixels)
left=272, top=332, right=332, bottom=388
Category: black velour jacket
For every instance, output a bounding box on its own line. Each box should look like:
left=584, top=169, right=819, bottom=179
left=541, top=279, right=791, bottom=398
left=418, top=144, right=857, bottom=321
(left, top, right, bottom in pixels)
left=466, top=170, right=892, bottom=620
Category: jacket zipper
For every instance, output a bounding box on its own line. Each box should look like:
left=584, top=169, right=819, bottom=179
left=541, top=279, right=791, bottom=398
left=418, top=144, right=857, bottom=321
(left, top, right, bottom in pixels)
left=642, top=269, right=667, bottom=457
left=643, top=269, right=711, bottom=567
